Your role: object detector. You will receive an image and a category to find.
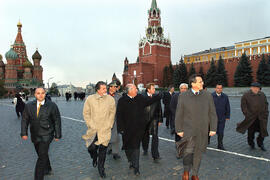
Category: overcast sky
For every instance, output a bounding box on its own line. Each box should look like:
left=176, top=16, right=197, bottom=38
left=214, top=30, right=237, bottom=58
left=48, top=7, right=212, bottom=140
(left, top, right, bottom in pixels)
left=0, top=0, right=269, bottom=87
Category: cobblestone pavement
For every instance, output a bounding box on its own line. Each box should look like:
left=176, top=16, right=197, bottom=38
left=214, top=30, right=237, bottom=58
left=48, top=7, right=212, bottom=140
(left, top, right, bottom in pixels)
left=0, top=96, right=269, bottom=180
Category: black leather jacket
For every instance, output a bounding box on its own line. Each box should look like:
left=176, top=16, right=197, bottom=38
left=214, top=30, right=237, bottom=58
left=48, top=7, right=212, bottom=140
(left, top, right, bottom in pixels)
left=21, top=99, right=62, bottom=143
left=143, top=93, right=163, bottom=135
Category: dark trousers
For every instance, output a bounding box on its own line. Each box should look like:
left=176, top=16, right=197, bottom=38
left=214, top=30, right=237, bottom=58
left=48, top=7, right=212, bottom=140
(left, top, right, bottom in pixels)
left=182, top=137, right=202, bottom=176
left=34, top=141, right=51, bottom=180
left=87, top=136, right=108, bottom=171
left=166, top=114, right=173, bottom=129
left=142, top=129, right=159, bottom=159
left=125, top=149, right=140, bottom=170
left=16, top=108, right=23, bottom=118
left=248, top=120, right=264, bottom=147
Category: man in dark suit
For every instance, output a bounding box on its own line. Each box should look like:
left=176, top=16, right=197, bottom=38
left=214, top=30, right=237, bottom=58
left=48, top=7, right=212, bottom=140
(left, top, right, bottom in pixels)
left=212, top=83, right=230, bottom=150
left=162, top=85, right=175, bottom=133
left=141, top=83, right=163, bottom=162
left=175, top=74, right=217, bottom=180
left=117, top=84, right=161, bottom=176
left=21, top=87, right=62, bottom=180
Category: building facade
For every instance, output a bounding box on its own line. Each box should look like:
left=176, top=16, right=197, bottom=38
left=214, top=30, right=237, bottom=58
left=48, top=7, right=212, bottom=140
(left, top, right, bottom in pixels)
left=122, top=0, right=171, bottom=87
left=184, top=36, right=270, bottom=87
left=0, top=21, right=43, bottom=93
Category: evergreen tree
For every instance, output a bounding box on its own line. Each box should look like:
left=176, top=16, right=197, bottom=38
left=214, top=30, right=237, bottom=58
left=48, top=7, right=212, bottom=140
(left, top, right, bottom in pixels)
left=188, top=63, right=196, bottom=79
left=0, top=80, right=7, bottom=97
left=205, top=58, right=217, bottom=87
left=173, top=64, right=180, bottom=88
left=168, top=63, right=174, bottom=86
left=199, top=66, right=205, bottom=81
left=179, top=58, right=188, bottom=84
left=234, top=53, right=253, bottom=87
left=256, top=54, right=268, bottom=85
left=163, top=66, right=169, bottom=87
left=264, top=55, right=270, bottom=86
left=216, top=56, right=228, bottom=86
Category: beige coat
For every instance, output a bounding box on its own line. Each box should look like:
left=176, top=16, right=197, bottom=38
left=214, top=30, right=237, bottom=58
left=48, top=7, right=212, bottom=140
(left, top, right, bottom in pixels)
left=82, top=93, right=116, bottom=147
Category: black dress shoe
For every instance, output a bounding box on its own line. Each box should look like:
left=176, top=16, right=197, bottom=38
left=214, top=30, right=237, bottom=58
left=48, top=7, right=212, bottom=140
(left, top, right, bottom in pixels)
left=259, top=145, right=267, bottom=151
left=113, top=154, right=121, bottom=160
left=98, top=168, right=106, bottom=178
left=134, top=169, right=140, bottom=176
left=129, top=163, right=134, bottom=169
left=153, top=157, right=162, bottom=163
left=107, top=149, right=112, bottom=155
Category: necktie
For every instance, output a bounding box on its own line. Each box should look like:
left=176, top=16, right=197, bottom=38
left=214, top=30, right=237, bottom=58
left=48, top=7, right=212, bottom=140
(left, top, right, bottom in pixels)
left=37, top=103, right=41, bottom=117
left=195, top=92, right=199, bottom=96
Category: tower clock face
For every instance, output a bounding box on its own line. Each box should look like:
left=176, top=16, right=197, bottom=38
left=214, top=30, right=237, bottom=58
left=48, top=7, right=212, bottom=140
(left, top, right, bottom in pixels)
left=147, top=27, right=152, bottom=35
left=157, top=27, right=163, bottom=35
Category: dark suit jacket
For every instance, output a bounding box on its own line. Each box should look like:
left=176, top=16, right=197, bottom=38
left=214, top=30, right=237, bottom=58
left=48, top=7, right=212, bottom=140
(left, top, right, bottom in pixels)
left=162, top=91, right=174, bottom=117
left=21, top=99, right=62, bottom=143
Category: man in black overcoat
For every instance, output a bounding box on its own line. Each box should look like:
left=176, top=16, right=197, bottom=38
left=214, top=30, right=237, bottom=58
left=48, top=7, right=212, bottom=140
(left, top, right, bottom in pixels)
left=117, top=83, right=161, bottom=176
left=21, top=87, right=62, bottom=180
left=162, top=84, right=175, bottom=133
left=175, top=74, right=217, bottom=180
left=141, top=83, right=163, bottom=162
left=237, top=82, right=269, bottom=151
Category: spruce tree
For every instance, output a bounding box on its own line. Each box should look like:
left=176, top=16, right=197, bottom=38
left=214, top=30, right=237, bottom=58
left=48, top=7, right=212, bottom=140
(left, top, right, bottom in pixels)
left=163, top=66, right=169, bottom=87
left=168, top=63, right=174, bottom=86
left=179, top=58, right=188, bottom=84
left=256, top=54, right=267, bottom=85
left=216, top=56, right=228, bottom=86
left=234, top=53, right=253, bottom=87
left=205, top=58, right=217, bottom=87
left=0, top=80, right=7, bottom=97
left=188, top=63, right=196, bottom=79
left=199, top=66, right=205, bottom=81
left=173, top=64, right=180, bottom=88
left=264, top=55, right=270, bottom=86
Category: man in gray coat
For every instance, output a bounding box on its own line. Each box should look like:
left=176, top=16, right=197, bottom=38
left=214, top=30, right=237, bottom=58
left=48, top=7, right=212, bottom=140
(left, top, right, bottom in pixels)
left=107, top=81, right=121, bottom=159
left=175, top=74, right=217, bottom=180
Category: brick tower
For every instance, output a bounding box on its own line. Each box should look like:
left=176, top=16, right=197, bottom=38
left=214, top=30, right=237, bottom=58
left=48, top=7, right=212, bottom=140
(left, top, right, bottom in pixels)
left=122, top=0, right=171, bottom=87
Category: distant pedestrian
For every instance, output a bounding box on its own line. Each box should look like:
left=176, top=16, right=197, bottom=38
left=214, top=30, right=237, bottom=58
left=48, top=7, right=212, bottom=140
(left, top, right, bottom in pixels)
left=117, top=84, right=161, bottom=176
left=211, top=83, right=230, bottom=150
left=82, top=81, right=116, bottom=178
left=162, top=85, right=175, bottom=133
left=141, top=83, right=163, bottom=162
left=74, top=92, right=78, bottom=101
left=21, top=87, right=62, bottom=180
left=175, top=74, right=217, bottom=180
left=170, top=83, right=188, bottom=158
left=13, top=93, right=25, bottom=118
left=237, top=82, right=269, bottom=151
left=107, top=81, right=121, bottom=160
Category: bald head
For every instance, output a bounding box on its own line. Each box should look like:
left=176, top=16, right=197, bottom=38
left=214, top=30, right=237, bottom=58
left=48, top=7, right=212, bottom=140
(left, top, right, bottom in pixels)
left=35, top=87, right=46, bottom=102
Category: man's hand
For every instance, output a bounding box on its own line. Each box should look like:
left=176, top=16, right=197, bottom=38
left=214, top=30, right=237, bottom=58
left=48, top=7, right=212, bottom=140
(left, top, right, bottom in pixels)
left=55, top=138, right=59, bottom=142
left=158, top=122, right=162, bottom=126
left=177, top=132, right=184, bottom=137
left=22, top=136, right=28, bottom=140
left=226, top=118, right=229, bottom=121
left=209, top=131, right=216, bottom=136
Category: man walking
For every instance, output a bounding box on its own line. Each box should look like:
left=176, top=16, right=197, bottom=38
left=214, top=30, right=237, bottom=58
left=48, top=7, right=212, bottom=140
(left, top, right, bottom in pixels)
left=82, top=81, right=116, bottom=178
left=21, top=87, right=62, bottom=180
left=107, top=81, right=121, bottom=160
left=141, top=83, right=163, bottom=162
left=237, top=82, right=269, bottom=151
left=117, top=84, right=161, bottom=175
left=212, top=83, right=230, bottom=150
left=170, top=83, right=188, bottom=158
left=162, top=85, right=175, bottom=132
left=175, top=74, right=217, bottom=180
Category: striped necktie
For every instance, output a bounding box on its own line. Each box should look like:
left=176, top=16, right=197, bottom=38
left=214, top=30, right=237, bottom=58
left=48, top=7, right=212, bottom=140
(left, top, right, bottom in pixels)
left=37, top=103, right=42, bottom=117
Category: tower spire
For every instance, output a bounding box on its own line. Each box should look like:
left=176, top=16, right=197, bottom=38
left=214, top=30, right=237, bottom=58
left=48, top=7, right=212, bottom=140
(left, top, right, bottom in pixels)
left=151, top=0, right=158, bottom=10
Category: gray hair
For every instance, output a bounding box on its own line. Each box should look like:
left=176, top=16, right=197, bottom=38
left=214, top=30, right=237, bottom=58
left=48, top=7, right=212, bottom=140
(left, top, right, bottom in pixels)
left=179, top=83, right=188, bottom=89
left=125, top=84, right=134, bottom=93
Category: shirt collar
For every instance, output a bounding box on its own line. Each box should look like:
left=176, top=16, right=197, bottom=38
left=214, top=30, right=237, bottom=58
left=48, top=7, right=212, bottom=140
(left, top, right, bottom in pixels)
left=127, top=94, right=134, bottom=99
left=147, top=92, right=152, bottom=97
left=191, top=88, right=200, bottom=95
left=37, top=100, right=45, bottom=106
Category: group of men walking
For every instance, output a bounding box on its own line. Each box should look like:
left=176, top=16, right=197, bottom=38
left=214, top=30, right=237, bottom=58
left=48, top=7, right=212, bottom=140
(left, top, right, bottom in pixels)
left=20, top=74, right=268, bottom=180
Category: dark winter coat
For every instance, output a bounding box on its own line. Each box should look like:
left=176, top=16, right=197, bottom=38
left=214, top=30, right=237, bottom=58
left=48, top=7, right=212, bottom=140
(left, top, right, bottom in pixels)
left=162, top=91, right=175, bottom=117
left=236, top=90, right=269, bottom=137
left=143, top=92, right=163, bottom=136
left=15, top=96, right=25, bottom=113
left=211, top=92, right=230, bottom=135
left=170, top=92, right=180, bottom=123
left=21, top=99, right=62, bottom=143
left=175, top=89, right=217, bottom=152
left=117, top=94, right=161, bottom=149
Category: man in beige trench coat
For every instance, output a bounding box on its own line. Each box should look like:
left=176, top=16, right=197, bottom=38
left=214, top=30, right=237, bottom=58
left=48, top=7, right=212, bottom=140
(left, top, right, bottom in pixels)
left=82, top=81, right=116, bottom=178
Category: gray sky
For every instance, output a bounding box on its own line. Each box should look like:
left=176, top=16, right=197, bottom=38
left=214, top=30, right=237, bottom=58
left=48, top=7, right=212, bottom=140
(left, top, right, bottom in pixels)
left=0, top=0, right=269, bottom=87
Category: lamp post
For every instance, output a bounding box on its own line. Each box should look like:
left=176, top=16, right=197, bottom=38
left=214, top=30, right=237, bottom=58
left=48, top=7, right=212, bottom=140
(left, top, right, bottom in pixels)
left=47, top=77, right=54, bottom=90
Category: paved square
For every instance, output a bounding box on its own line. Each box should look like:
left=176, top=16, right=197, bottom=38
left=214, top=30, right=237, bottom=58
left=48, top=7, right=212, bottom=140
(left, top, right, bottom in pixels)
left=0, top=96, right=269, bottom=180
